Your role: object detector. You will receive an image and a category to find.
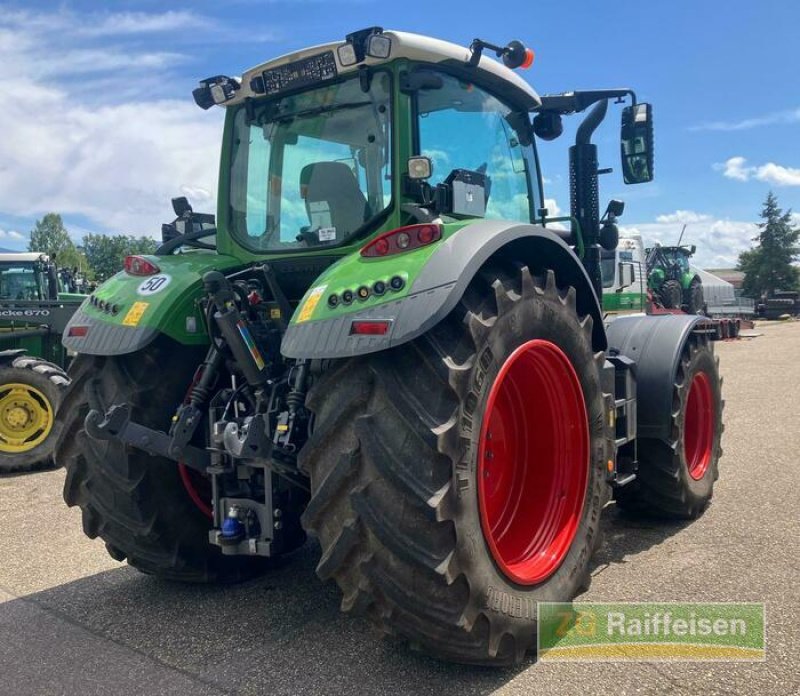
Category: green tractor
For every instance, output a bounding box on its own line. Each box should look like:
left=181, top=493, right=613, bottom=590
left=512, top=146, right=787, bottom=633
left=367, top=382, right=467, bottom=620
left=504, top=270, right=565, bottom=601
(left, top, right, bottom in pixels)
left=56, top=29, right=723, bottom=665
left=0, top=252, right=85, bottom=472
left=646, top=243, right=705, bottom=313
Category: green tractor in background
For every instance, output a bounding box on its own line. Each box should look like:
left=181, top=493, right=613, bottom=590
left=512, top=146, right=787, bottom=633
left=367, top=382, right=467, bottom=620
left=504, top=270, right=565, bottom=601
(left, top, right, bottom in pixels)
left=646, top=242, right=705, bottom=314
left=56, top=29, right=723, bottom=665
left=0, top=252, right=85, bottom=472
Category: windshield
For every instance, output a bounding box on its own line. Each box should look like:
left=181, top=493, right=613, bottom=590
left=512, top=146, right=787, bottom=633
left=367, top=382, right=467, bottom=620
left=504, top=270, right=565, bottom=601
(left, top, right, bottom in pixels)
left=600, top=252, right=616, bottom=288
left=229, top=72, right=392, bottom=252
left=416, top=72, right=535, bottom=222
left=0, top=262, right=40, bottom=300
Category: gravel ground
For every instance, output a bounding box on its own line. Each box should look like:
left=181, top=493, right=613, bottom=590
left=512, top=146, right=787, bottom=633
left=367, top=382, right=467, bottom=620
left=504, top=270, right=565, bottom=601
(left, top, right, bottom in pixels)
left=0, top=321, right=797, bottom=696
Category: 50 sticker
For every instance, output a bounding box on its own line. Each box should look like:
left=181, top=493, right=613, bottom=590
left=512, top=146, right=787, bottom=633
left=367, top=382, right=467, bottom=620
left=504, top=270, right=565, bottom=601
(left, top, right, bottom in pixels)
left=137, top=274, right=172, bottom=296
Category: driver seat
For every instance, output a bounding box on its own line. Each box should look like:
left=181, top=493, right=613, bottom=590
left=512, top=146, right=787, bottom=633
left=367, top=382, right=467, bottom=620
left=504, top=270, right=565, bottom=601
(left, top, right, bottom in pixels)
left=300, top=162, right=370, bottom=240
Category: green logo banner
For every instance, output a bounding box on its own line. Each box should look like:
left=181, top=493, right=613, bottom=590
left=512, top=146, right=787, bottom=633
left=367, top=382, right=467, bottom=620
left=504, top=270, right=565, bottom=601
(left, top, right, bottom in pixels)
left=538, top=602, right=765, bottom=661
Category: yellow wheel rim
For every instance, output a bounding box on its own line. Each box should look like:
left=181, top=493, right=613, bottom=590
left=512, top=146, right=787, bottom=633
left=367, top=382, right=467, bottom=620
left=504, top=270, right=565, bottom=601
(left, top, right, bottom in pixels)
left=0, top=383, right=54, bottom=453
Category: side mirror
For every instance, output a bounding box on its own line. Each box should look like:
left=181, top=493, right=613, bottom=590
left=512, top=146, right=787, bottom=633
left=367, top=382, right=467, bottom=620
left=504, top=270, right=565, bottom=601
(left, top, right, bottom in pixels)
left=620, top=103, right=654, bottom=184
left=618, top=262, right=635, bottom=291
left=532, top=111, right=563, bottom=141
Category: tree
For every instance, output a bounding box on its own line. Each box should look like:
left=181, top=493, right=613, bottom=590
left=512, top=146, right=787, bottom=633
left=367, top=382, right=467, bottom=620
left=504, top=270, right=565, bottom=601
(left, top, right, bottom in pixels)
left=28, top=213, right=75, bottom=261
left=738, top=192, right=800, bottom=298
left=82, top=233, right=158, bottom=281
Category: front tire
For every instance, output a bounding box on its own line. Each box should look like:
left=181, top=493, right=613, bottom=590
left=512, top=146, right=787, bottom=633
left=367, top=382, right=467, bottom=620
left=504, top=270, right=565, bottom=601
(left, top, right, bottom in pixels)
left=300, top=266, right=611, bottom=665
left=56, top=341, right=267, bottom=582
left=686, top=279, right=704, bottom=314
left=0, top=356, right=68, bottom=473
left=659, top=279, right=683, bottom=309
left=616, top=336, right=723, bottom=518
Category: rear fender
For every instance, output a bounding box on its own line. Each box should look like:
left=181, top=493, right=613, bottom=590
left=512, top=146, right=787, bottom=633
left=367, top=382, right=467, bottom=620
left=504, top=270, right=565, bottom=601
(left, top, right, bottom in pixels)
left=606, top=313, right=705, bottom=440
left=62, top=253, right=241, bottom=356
left=281, top=220, right=606, bottom=359
left=0, top=349, right=27, bottom=364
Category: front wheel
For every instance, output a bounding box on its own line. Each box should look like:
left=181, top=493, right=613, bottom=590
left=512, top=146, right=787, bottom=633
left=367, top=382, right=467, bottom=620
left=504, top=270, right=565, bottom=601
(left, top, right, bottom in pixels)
left=686, top=279, right=704, bottom=314
left=300, top=265, right=611, bottom=665
left=659, top=279, right=683, bottom=309
left=0, top=355, right=68, bottom=473
left=616, top=336, right=723, bottom=518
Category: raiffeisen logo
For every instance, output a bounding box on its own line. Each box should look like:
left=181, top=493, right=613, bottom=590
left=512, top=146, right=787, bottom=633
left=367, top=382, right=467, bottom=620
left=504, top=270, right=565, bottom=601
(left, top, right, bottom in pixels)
left=606, top=610, right=748, bottom=638
left=538, top=602, right=766, bottom=661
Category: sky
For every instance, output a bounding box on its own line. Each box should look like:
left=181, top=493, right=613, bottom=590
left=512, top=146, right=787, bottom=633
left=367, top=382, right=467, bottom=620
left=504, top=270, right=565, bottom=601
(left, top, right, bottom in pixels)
left=0, top=0, right=798, bottom=268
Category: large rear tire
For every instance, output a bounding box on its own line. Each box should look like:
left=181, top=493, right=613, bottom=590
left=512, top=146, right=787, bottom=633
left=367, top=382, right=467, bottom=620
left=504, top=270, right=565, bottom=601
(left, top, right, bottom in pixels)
left=300, top=265, right=611, bottom=665
left=55, top=341, right=268, bottom=582
left=0, top=356, right=68, bottom=473
left=616, top=336, right=722, bottom=518
left=659, top=279, right=683, bottom=309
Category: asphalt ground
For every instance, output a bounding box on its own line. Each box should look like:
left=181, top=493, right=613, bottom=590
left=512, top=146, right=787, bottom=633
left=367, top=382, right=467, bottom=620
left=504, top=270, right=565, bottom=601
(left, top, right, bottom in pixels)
left=1, top=320, right=798, bottom=696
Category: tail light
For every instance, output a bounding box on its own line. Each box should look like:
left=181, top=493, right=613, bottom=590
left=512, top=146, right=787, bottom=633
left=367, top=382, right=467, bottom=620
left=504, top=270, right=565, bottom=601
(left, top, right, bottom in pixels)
left=68, top=325, right=89, bottom=337
left=360, top=224, right=442, bottom=258
left=124, top=255, right=160, bottom=276
left=350, top=320, right=391, bottom=336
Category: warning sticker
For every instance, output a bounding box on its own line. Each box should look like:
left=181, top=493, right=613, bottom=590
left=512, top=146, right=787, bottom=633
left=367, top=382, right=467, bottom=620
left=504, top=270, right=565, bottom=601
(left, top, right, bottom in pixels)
left=318, top=227, right=336, bottom=242
left=122, top=301, right=149, bottom=327
left=296, top=285, right=327, bottom=323
left=237, top=321, right=266, bottom=371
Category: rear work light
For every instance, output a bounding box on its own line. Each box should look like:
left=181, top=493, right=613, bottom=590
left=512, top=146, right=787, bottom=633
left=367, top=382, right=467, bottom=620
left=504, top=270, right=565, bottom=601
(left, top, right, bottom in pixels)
left=350, top=320, right=391, bottom=336
left=124, top=255, right=160, bottom=276
left=360, top=224, right=442, bottom=258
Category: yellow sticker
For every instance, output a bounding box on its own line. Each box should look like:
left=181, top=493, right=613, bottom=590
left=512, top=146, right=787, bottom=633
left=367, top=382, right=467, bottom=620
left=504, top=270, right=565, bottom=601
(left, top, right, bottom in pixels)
left=270, top=308, right=282, bottom=320
left=296, top=285, right=326, bottom=323
left=122, top=301, right=149, bottom=327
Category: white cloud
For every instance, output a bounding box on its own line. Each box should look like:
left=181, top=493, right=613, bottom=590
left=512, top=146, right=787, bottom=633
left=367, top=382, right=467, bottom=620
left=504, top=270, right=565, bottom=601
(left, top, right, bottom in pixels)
left=621, top=214, right=758, bottom=269
left=716, top=156, right=751, bottom=181
left=716, top=156, right=800, bottom=187
left=544, top=198, right=561, bottom=216
left=80, top=11, right=213, bottom=37
left=655, top=210, right=712, bottom=224
left=753, top=162, right=800, bottom=187
left=690, top=107, right=800, bottom=132
left=1, top=9, right=212, bottom=38
left=0, top=10, right=225, bottom=236
left=0, top=229, right=24, bottom=240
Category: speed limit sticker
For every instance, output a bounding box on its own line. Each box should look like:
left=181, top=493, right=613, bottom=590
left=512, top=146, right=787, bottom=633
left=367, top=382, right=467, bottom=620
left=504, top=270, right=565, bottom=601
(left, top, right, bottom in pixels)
left=137, top=274, right=172, bottom=296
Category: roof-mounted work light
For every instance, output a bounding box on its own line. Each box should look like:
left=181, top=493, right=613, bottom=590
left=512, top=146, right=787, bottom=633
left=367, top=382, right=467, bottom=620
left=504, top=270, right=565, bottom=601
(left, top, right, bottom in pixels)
left=192, top=75, right=241, bottom=110
left=337, top=27, right=392, bottom=67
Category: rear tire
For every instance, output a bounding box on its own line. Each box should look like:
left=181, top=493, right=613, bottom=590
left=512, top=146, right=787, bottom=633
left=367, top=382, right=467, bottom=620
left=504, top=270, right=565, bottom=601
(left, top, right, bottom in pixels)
left=56, top=341, right=268, bottom=582
left=686, top=279, right=704, bottom=314
left=300, top=265, right=611, bottom=665
left=0, top=356, right=68, bottom=473
left=616, top=336, right=723, bottom=519
left=659, top=279, right=682, bottom=309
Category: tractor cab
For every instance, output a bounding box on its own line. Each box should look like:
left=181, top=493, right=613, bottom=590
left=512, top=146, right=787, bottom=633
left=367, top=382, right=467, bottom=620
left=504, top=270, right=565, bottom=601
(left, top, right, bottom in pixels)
left=0, top=253, right=58, bottom=301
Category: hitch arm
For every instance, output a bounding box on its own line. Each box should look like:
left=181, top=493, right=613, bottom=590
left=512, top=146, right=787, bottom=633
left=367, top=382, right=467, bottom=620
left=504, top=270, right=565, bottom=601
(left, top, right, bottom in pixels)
left=85, top=403, right=210, bottom=473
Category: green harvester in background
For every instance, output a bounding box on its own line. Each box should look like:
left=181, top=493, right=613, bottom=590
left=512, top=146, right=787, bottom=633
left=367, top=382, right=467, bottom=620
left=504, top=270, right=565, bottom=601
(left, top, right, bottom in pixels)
left=0, top=252, right=85, bottom=472
left=646, top=237, right=705, bottom=314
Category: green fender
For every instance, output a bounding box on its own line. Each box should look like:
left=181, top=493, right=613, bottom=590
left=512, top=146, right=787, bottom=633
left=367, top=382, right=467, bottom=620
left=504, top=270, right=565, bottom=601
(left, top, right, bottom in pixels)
left=62, top=252, right=241, bottom=356
left=281, top=220, right=606, bottom=359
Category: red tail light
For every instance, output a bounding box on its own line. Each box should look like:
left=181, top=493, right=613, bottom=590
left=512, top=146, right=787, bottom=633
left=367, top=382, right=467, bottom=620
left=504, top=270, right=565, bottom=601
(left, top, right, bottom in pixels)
left=68, top=325, right=89, bottom=337
left=360, top=224, right=442, bottom=258
left=124, top=255, right=160, bottom=276
left=350, top=320, right=391, bottom=336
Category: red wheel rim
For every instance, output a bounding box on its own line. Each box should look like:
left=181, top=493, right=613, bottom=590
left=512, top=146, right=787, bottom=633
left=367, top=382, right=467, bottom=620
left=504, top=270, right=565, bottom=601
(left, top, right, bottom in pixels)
left=477, top=339, right=589, bottom=586
left=684, top=372, right=714, bottom=480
